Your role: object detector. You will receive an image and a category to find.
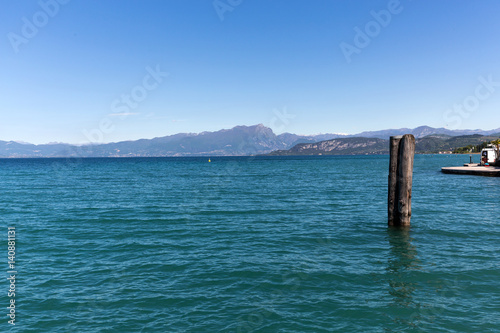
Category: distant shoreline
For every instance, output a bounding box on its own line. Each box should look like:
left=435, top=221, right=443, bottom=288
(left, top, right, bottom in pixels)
left=0, top=153, right=479, bottom=159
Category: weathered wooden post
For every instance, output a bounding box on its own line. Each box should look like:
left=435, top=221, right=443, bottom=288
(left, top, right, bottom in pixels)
left=388, top=134, right=415, bottom=226
left=388, top=136, right=402, bottom=226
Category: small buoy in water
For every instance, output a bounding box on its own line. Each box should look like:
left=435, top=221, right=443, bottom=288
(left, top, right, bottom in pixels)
left=208, top=158, right=211, bottom=163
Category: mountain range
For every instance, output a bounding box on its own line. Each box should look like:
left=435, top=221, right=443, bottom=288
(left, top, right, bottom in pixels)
left=1, top=124, right=499, bottom=158
left=267, top=134, right=500, bottom=156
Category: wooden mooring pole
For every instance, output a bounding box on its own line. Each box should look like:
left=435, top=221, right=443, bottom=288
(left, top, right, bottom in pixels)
left=388, top=134, right=415, bottom=227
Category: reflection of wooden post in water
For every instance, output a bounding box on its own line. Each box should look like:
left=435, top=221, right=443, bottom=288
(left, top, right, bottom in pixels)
left=387, top=228, right=419, bottom=308
left=388, top=134, right=415, bottom=226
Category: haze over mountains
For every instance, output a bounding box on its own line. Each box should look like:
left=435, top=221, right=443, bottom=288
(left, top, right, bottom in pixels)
left=1, top=124, right=499, bottom=157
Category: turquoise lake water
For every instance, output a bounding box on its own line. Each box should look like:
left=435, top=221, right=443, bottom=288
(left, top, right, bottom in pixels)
left=1, top=154, right=499, bottom=332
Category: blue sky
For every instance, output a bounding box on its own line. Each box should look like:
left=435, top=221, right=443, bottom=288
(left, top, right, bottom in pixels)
left=1, top=0, right=500, bottom=144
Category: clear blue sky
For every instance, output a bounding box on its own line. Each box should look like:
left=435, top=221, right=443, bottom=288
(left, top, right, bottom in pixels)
left=1, top=0, right=500, bottom=144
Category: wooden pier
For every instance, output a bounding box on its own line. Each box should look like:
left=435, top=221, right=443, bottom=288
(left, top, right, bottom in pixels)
left=441, top=164, right=500, bottom=177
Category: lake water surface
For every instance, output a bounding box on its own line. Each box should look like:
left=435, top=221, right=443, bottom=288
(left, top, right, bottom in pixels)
left=1, top=154, right=499, bottom=332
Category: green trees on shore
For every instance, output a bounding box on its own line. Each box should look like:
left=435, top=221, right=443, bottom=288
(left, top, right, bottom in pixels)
left=492, top=139, right=500, bottom=160
left=453, top=139, right=500, bottom=154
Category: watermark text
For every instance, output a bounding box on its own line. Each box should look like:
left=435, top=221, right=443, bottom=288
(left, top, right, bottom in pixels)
left=7, top=227, right=16, bottom=326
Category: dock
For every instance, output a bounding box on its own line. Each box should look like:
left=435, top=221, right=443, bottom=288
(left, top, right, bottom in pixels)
left=441, top=164, right=500, bottom=177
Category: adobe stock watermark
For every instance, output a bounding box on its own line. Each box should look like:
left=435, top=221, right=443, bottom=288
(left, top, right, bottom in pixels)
left=268, top=107, right=296, bottom=133
left=443, top=75, right=499, bottom=129
left=340, top=0, right=403, bottom=64
left=213, top=0, right=243, bottom=21
left=7, top=0, right=70, bottom=54
left=407, top=278, right=463, bottom=330
left=235, top=237, right=335, bottom=333
left=7, top=227, right=17, bottom=326
left=82, top=65, right=168, bottom=144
